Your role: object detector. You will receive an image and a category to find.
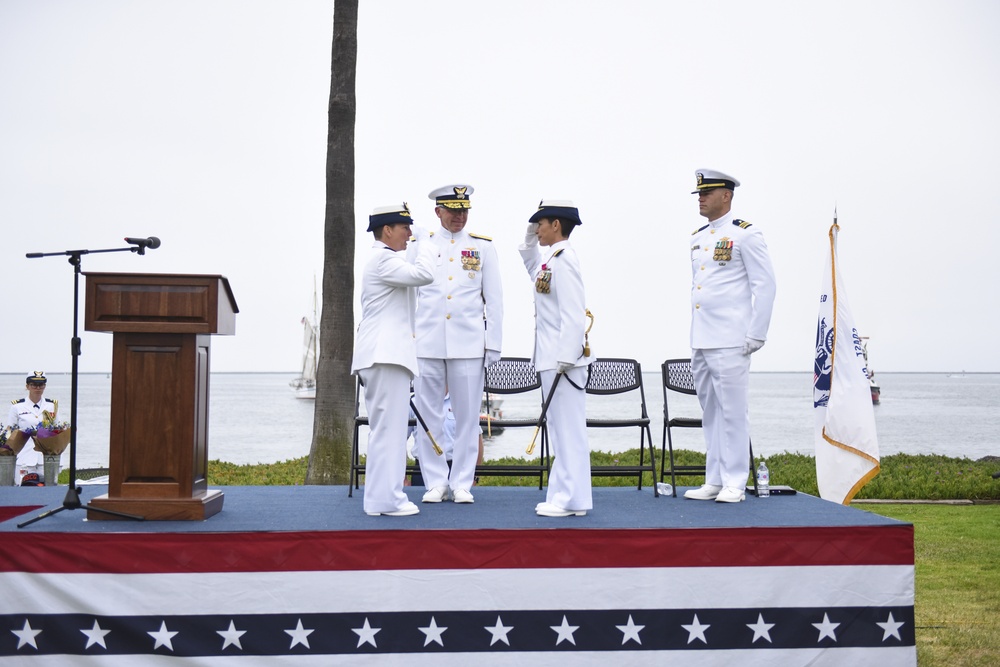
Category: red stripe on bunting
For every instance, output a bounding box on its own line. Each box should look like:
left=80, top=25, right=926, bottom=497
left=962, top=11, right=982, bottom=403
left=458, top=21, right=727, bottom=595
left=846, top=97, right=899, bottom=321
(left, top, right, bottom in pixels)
left=0, top=525, right=913, bottom=574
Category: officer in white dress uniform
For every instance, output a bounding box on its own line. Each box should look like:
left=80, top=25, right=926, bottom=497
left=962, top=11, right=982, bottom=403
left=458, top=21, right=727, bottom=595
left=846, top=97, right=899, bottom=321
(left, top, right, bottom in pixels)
left=412, top=184, right=503, bottom=505
left=5, top=372, right=58, bottom=485
left=351, top=204, right=436, bottom=516
left=683, top=170, right=776, bottom=503
left=519, top=200, right=593, bottom=517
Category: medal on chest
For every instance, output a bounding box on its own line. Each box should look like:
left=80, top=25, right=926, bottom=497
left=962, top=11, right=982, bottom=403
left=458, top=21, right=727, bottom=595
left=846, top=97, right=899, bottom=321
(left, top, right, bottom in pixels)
left=460, top=248, right=481, bottom=272
left=535, top=263, right=552, bottom=294
left=713, top=237, right=733, bottom=263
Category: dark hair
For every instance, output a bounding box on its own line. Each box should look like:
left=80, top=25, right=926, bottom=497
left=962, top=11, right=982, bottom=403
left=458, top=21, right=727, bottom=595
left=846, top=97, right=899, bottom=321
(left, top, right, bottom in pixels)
left=556, top=218, right=578, bottom=238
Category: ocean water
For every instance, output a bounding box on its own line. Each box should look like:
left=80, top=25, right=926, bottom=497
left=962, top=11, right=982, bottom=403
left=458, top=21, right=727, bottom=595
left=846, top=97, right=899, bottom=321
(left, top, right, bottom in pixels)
left=3, top=372, right=997, bottom=469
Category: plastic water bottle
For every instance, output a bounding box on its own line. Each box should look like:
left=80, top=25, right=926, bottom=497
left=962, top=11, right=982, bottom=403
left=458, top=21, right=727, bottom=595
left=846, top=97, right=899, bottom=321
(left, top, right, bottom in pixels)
left=656, top=482, right=673, bottom=496
left=756, top=460, right=770, bottom=498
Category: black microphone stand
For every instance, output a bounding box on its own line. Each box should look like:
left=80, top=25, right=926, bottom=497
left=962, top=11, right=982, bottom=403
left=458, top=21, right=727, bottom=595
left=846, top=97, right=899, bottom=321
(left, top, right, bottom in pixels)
left=18, top=243, right=149, bottom=527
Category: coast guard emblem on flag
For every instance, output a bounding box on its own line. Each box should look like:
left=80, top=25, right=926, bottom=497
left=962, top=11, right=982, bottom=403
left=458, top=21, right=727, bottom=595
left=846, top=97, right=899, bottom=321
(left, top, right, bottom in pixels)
left=814, top=311, right=833, bottom=408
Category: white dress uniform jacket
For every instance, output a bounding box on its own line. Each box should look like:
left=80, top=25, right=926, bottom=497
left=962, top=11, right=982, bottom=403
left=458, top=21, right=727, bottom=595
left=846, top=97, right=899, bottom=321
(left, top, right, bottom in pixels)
left=413, top=228, right=503, bottom=359
left=689, top=211, right=776, bottom=349
left=519, top=240, right=591, bottom=371
left=352, top=241, right=436, bottom=376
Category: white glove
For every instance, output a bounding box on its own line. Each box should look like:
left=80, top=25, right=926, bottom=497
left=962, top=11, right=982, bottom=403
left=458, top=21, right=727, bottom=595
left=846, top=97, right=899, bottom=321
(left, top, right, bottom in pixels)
left=742, top=338, right=765, bottom=356
left=523, top=223, right=539, bottom=248
left=485, top=349, right=501, bottom=369
left=556, top=361, right=574, bottom=374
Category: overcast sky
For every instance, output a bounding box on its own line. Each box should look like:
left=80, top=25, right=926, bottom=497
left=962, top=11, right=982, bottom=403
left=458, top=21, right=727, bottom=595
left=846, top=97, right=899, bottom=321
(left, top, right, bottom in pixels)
left=2, top=0, right=998, bottom=376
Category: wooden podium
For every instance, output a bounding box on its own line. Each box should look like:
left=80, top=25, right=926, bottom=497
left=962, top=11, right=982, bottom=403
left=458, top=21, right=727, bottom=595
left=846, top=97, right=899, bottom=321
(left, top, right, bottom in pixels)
left=83, top=273, right=238, bottom=521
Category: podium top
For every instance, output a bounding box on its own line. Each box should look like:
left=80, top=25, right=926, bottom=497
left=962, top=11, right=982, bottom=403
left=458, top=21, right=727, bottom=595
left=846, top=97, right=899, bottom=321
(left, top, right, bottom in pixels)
left=84, top=272, right=239, bottom=335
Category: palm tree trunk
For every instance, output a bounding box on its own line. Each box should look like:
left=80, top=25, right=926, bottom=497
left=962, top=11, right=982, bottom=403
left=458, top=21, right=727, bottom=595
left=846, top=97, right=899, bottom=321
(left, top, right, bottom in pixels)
left=306, top=0, right=358, bottom=484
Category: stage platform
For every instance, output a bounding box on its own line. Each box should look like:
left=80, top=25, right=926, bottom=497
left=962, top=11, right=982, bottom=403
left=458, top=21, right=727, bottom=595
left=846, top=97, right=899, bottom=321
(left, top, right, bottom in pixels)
left=1, top=485, right=915, bottom=665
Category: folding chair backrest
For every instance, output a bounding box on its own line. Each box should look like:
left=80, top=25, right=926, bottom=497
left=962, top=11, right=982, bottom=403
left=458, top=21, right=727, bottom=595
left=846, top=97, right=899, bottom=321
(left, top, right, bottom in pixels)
left=663, top=358, right=698, bottom=396
left=485, top=357, right=540, bottom=394
left=585, top=358, right=642, bottom=395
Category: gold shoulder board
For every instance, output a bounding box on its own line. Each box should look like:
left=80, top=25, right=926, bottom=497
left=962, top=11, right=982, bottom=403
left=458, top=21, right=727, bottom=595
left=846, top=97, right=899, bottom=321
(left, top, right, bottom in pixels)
left=469, top=232, right=493, bottom=242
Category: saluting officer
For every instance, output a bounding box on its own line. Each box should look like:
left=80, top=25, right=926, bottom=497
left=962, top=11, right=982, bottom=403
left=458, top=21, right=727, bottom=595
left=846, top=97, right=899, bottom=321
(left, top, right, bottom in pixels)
left=411, top=184, right=503, bottom=505
left=6, top=371, right=57, bottom=484
left=684, top=169, right=776, bottom=504
left=352, top=204, right=436, bottom=517
left=519, top=200, right=593, bottom=517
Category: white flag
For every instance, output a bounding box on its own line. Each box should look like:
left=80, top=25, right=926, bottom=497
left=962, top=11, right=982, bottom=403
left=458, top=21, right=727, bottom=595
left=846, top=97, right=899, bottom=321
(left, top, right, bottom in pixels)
left=813, top=221, right=880, bottom=504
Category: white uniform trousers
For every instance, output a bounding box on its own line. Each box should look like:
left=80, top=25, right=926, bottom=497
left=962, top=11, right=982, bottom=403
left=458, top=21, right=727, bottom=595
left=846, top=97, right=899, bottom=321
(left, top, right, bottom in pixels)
left=413, top=357, right=484, bottom=493
left=540, top=367, right=593, bottom=511
left=691, top=347, right=752, bottom=489
left=358, top=364, right=413, bottom=514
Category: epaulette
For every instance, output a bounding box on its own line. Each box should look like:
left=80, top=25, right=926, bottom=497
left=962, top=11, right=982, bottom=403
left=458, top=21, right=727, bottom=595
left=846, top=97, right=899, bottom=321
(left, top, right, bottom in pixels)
left=44, top=398, right=55, bottom=404
left=691, top=224, right=709, bottom=235
left=13, top=398, right=25, bottom=405
left=552, top=249, right=564, bottom=257
left=469, top=232, right=492, bottom=242
left=733, top=219, right=752, bottom=229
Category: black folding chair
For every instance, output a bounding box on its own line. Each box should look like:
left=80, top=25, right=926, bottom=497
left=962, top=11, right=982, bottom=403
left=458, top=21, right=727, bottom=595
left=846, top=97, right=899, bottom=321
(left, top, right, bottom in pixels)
left=585, top=358, right=658, bottom=495
left=476, top=357, right=549, bottom=488
left=660, top=358, right=757, bottom=497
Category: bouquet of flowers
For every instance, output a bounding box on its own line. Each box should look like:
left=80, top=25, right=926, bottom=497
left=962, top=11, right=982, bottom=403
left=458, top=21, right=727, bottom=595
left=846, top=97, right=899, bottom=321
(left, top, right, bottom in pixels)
left=0, top=425, right=14, bottom=456
left=1, top=424, right=31, bottom=456
left=31, top=410, right=72, bottom=456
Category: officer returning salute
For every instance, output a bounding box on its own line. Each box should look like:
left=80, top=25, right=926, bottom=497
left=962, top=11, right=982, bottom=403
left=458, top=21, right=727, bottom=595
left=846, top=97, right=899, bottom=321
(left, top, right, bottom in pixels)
left=684, top=169, right=776, bottom=503
left=412, top=184, right=503, bottom=505
left=352, top=204, right=435, bottom=517
left=6, top=372, right=58, bottom=484
left=519, top=200, right=593, bottom=517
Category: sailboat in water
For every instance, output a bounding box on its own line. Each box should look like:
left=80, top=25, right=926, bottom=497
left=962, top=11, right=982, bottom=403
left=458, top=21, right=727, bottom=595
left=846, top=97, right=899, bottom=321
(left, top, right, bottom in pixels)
left=290, top=287, right=319, bottom=399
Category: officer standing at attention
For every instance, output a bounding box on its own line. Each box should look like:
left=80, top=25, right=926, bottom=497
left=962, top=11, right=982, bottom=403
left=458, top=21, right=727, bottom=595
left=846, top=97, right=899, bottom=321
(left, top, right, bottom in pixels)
left=519, top=200, right=593, bottom=517
left=6, top=372, right=57, bottom=484
left=352, top=204, right=435, bottom=517
left=684, top=169, right=776, bottom=503
left=412, top=184, right=503, bottom=505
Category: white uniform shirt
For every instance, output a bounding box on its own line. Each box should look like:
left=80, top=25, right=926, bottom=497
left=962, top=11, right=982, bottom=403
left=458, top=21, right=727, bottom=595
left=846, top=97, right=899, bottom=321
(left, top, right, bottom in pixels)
left=412, top=227, right=503, bottom=359
left=6, top=396, right=57, bottom=467
left=351, top=240, right=435, bottom=377
left=520, top=240, right=591, bottom=372
left=690, top=211, right=776, bottom=349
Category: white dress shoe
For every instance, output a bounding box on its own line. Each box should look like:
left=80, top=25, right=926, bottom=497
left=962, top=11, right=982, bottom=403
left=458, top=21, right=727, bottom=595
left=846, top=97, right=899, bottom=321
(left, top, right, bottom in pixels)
left=715, top=487, right=746, bottom=503
left=683, top=484, right=723, bottom=500
left=422, top=486, right=449, bottom=503
left=535, top=502, right=587, bottom=517
left=452, top=489, right=475, bottom=504
left=366, top=502, right=420, bottom=517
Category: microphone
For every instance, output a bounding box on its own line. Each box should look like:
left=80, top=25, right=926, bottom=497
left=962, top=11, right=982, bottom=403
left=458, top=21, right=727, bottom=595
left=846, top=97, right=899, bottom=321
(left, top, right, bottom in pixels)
left=124, top=236, right=161, bottom=255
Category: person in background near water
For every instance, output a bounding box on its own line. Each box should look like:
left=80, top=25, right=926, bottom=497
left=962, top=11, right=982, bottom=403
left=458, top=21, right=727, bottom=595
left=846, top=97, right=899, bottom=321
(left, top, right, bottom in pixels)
left=6, top=371, right=57, bottom=485
left=519, top=200, right=593, bottom=517
left=684, top=169, right=776, bottom=504
left=352, top=204, right=436, bottom=517
left=412, top=184, right=503, bottom=505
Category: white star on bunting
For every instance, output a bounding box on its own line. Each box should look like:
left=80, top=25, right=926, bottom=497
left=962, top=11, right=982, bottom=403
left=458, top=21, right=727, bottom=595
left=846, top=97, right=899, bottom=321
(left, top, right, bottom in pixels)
left=682, top=614, right=710, bottom=644
left=80, top=620, right=111, bottom=649
left=418, top=617, right=448, bottom=647
left=877, top=612, right=905, bottom=641
left=217, top=620, right=246, bottom=650
left=550, top=615, right=579, bottom=645
left=812, top=613, right=840, bottom=642
left=12, top=619, right=42, bottom=650
left=352, top=618, right=380, bottom=648
left=616, top=615, right=644, bottom=645
left=148, top=621, right=178, bottom=651
left=746, top=613, right=775, bottom=643
left=285, top=619, right=314, bottom=649
left=485, top=616, right=513, bottom=646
